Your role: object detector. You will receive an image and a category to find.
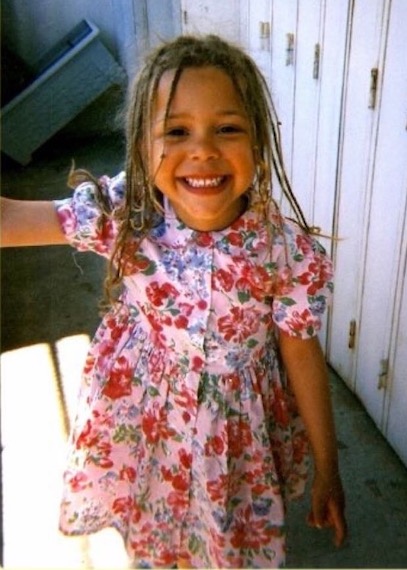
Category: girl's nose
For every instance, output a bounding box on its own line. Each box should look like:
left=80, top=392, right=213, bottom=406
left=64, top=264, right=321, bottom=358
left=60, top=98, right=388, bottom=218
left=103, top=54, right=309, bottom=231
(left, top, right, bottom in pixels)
left=189, top=132, right=220, bottom=161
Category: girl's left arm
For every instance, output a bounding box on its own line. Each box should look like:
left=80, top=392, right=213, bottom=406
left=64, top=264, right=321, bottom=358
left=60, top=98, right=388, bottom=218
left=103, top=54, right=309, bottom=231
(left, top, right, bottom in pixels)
left=278, top=332, right=347, bottom=547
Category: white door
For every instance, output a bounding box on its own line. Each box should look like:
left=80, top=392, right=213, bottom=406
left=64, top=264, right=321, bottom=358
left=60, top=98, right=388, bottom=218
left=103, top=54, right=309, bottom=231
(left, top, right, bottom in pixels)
left=239, top=0, right=272, bottom=84
left=386, top=253, right=407, bottom=465
left=292, top=0, right=350, bottom=348
left=328, top=0, right=391, bottom=388
left=269, top=0, right=298, bottom=195
left=291, top=0, right=323, bottom=223
left=355, top=0, right=407, bottom=453
left=180, top=0, right=241, bottom=43
left=308, top=0, right=350, bottom=236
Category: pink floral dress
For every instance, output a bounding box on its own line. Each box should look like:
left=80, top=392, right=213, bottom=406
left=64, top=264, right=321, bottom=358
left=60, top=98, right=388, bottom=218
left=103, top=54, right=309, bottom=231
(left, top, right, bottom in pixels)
left=54, top=172, right=333, bottom=568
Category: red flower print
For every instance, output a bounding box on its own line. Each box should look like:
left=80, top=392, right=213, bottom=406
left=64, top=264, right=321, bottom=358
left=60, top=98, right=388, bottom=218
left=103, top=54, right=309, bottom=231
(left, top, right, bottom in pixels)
left=179, top=448, right=192, bottom=469
left=161, top=466, right=173, bottom=482
left=155, top=547, right=176, bottom=567
left=297, top=257, right=332, bottom=296
left=218, top=306, right=261, bottom=343
left=174, top=385, right=197, bottom=414
left=207, top=474, right=229, bottom=502
left=230, top=505, right=279, bottom=549
left=236, top=264, right=270, bottom=302
left=145, top=310, right=164, bottom=332
left=112, top=495, right=133, bottom=515
left=182, top=411, right=191, bottom=423
left=141, top=404, right=176, bottom=445
left=212, top=268, right=234, bottom=292
left=83, top=354, right=96, bottom=375
left=120, top=243, right=143, bottom=275
left=102, top=355, right=133, bottom=399
left=131, top=502, right=143, bottom=524
left=76, top=419, right=100, bottom=449
left=271, top=386, right=290, bottom=428
left=230, top=216, right=246, bottom=230
left=195, top=232, right=213, bottom=247
left=130, top=537, right=150, bottom=558
left=227, top=418, right=253, bottom=458
left=268, top=265, right=294, bottom=296
left=95, top=219, right=116, bottom=248
left=119, top=465, right=136, bottom=483
left=167, top=490, right=190, bottom=520
left=292, top=431, right=309, bottom=464
left=179, top=302, right=194, bottom=317
left=191, top=355, right=204, bottom=372
left=296, top=234, right=313, bottom=255
left=65, top=471, right=89, bottom=492
left=97, top=456, right=114, bottom=469
left=285, top=308, right=317, bottom=335
left=174, top=314, right=189, bottom=329
left=146, top=281, right=179, bottom=307
left=204, top=434, right=225, bottom=456
left=227, top=232, right=244, bottom=247
left=106, top=315, right=127, bottom=341
left=172, top=472, right=189, bottom=492
left=197, top=299, right=208, bottom=310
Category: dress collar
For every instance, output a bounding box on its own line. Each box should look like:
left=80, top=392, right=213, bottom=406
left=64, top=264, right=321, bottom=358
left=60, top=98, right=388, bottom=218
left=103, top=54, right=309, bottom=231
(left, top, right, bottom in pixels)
left=149, top=195, right=270, bottom=254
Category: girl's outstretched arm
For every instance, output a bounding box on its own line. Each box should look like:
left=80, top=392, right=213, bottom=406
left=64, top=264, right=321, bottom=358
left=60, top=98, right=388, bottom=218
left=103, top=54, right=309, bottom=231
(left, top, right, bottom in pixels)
left=0, top=197, right=67, bottom=247
left=278, top=333, right=347, bottom=547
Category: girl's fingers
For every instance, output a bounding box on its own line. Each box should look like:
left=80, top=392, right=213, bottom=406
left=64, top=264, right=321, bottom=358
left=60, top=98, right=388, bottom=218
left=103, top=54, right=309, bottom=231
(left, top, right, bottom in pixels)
left=327, top=500, right=348, bottom=547
left=308, top=498, right=347, bottom=546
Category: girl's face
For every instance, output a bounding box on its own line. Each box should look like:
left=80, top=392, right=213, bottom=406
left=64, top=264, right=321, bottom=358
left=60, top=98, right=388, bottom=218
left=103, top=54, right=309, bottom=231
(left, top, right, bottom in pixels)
left=150, top=66, right=256, bottom=231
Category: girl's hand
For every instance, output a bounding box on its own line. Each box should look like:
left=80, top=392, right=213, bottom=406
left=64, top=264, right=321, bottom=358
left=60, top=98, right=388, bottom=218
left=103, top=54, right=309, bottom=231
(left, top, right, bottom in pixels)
left=307, top=471, right=347, bottom=547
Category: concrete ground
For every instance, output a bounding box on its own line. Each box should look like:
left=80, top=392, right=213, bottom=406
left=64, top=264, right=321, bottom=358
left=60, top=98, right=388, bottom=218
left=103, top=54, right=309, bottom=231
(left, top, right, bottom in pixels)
left=1, top=133, right=407, bottom=569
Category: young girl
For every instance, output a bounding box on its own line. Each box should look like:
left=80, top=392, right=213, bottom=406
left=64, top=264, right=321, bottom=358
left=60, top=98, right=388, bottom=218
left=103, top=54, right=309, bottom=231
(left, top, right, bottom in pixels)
left=1, top=35, right=346, bottom=568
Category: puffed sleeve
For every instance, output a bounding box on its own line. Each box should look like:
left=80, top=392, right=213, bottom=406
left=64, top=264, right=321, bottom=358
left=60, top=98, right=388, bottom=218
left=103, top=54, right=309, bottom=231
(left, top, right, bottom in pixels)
left=272, top=218, right=334, bottom=339
left=53, top=172, right=126, bottom=257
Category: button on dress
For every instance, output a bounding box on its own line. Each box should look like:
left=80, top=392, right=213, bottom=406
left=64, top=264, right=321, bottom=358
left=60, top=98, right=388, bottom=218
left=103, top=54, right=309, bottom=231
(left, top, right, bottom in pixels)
left=54, top=172, right=333, bottom=568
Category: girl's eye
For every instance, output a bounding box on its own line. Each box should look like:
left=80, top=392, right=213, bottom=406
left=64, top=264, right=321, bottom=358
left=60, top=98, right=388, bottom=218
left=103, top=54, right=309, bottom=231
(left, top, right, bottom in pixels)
left=165, top=127, right=188, bottom=138
left=218, top=125, right=244, bottom=134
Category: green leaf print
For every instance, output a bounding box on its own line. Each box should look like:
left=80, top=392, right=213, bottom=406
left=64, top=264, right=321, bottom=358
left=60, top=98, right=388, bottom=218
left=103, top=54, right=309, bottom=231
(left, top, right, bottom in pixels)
left=279, top=297, right=297, bottom=306
left=112, top=423, right=139, bottom=444
left=238, top=291, right=251, bottom=304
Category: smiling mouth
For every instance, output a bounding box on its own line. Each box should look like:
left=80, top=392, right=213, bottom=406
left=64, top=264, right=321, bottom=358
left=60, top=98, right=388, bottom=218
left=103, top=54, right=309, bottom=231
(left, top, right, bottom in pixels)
left=181, top=176, right=228, bottom=192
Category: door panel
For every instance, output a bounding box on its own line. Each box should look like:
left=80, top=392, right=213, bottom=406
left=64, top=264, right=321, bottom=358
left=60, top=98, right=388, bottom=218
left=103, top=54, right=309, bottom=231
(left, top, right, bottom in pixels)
left=328, top=0, right=389, bottom=388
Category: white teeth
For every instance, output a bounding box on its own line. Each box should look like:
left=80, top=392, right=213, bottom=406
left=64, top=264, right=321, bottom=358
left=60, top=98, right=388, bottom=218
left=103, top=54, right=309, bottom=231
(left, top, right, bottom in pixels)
left=185, top=177, right=224, bottom=188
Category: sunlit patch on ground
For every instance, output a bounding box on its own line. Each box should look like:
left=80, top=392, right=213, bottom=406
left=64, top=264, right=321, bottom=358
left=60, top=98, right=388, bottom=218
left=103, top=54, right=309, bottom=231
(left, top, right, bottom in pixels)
left=1, top=335, right=129, bottom=569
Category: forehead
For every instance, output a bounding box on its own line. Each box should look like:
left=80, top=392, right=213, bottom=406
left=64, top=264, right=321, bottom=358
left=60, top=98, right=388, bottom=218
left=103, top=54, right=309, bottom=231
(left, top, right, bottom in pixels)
left=153, top=66, right=246, bottom=116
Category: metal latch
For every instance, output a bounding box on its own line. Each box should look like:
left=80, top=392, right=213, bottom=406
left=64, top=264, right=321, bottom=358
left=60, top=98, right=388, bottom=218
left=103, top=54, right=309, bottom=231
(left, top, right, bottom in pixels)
left=377, top=358, right=389, bottom=390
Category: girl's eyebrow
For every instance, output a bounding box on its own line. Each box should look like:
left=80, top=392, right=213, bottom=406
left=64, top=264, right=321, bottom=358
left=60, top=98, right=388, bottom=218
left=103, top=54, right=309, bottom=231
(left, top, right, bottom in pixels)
left=163, top=110, right=248, bottom=121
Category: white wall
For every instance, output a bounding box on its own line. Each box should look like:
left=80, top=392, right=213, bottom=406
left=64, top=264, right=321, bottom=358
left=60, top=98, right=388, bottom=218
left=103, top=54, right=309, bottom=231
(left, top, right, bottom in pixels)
left=1, top=0, right=181, bottom=139
left=2, top=0, right=181, bottom=76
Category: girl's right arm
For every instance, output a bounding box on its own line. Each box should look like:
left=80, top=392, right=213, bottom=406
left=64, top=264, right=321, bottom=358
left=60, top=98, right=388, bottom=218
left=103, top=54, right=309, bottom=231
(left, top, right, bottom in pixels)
left=0, top=197, right=68, bottom=247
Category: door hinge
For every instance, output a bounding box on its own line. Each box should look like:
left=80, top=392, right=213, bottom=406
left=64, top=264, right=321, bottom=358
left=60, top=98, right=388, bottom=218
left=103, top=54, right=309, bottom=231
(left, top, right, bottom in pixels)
left=368, top=68, right=379, bottom=109
left=286, top=33, right=295, bottom=66
left=348, top=319, right=357, bottom=349
left=259, top=21, right=271, bottom=51
left=313, top=43, right=320, bottom=79
left=377, top=358, right=389, bottom=390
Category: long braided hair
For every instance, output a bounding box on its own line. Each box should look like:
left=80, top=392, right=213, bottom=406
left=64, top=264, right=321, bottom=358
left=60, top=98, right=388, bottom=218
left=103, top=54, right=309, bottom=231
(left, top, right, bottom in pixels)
left=70, top=34, right=310, bottom=305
